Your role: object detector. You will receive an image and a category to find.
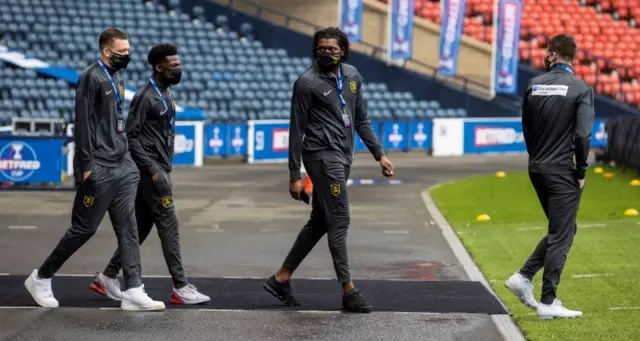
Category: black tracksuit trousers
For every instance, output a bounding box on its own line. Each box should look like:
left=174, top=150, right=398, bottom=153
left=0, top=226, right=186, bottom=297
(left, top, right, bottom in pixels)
left=102, top=171, right=188, bottom=289
left=38, top=154, right=143, bottom=290
left=282, top=160, right=352, bottom=284
left=519, top=172, right=584, bottom=305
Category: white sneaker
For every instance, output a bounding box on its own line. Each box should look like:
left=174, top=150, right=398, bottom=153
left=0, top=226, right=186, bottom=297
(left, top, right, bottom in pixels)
left=537, top=299, right=583, bottom=319
left=504, top=272, right=539, bottom=310
left=24, top=269, right=59, bottom=308
left=89, top=273, right=124, bottom=301
left=170, top=284, right=211, bottom=305
left=121, top=285, right=166, bottom=311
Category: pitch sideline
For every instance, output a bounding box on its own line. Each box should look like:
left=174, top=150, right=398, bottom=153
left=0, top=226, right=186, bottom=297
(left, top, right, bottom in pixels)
left=421, top=186, right=527, bottom=341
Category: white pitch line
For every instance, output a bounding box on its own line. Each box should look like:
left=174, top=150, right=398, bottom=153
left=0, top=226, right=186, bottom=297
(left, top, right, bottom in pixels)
left=572, top=273, right=614, bottom=278
left=221, top=276, right=263, bottom=279
left=8, top=225, right=38, bottom=230
left=0, top=306, right=39, bottom=309
left=381, top=230, right=410, bottom=234
left=579, top=223, right=607, bottom=228
left=99, top=307, right=121, bottom=311
left=609, top=307, right=640, bottom=311
left=196, top=228, right=225, bottom=232
left=0, top=273, right=10, bottom=276
left=516, top=226, right=544, bottom=232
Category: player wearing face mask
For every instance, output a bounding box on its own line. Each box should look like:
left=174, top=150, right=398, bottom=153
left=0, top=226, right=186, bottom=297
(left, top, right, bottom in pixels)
left=89, top=43, right=210, bottom=305
left=262, top=27, right=394, bottom=313
left=25, top=28, right=165, bottom=311
left=504, top=34, right=594, bottom=320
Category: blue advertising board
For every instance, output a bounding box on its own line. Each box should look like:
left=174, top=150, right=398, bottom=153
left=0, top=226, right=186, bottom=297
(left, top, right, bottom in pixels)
left=492, top=0, right=523, bottom=95
left=203, top=123, right=248, bottom=157
left=409, top=121, right=432, bottom=150
left=339, top=0, right=364, bottom=42
left=355, top=120, right=382, bottom=152
left=248, top=120, right=290, bottom=163
left=438, top=0, right=467, bottom=76
left=227, top=123, right=248, bottom=157
left=389, top=0, right=415, bottom=60
left=173, top=124, right=196, bottom=166
left=463, top=119, right=526, bottom=154
left=381, top=121, right=409, bottom=151
left=204, top=123, right=228, bottom=157
left=0, top=137, right=64, bottom=183
left=591, top=119, right=608, bottom=148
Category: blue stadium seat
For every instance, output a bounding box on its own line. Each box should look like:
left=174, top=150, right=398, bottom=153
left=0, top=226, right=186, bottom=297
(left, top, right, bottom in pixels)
left=0, top=0, right=469, bottom=124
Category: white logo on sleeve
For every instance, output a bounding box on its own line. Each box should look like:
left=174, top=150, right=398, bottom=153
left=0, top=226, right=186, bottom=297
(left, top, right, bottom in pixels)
left=532, top=85, right=569, bottom=96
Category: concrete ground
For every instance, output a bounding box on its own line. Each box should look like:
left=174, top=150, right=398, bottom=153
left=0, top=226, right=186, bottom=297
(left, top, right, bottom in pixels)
left=0, top=153, right=528, bottom=341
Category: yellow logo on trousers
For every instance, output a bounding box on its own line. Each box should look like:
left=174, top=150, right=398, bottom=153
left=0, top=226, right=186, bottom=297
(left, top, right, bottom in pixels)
left=330, top=184, right=341, bottom=197
left=83, top=195, right=95, bottom=208
left=162, top=196, right=172, bottom=208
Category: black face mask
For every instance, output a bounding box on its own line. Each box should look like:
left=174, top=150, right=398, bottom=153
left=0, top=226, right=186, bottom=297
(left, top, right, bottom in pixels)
left=164, top=68, right=182, bottom=85
left=109, top=50, right=130, bottom=70
left=544, top=54, right=555, bottom=72
left=316, top=52, right=341, bottom=68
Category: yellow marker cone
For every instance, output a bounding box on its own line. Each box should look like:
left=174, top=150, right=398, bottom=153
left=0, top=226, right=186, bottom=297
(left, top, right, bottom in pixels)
left=624, top=208, right=639, bottom=216
left=476, top=214, right=491, bottom=222
left=630, top=179, right=640, bottom=186
left=603, top=172, right=616, bottom=179
left=496, top=171, right=506, bottom=178
left=593, top=167, right=604, bottom=174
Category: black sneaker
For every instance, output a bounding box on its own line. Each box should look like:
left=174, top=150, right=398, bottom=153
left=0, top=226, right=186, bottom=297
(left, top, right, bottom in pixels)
left=342, top=288, right=372, bottom=313
left=262, top=275, right=302, bottom=306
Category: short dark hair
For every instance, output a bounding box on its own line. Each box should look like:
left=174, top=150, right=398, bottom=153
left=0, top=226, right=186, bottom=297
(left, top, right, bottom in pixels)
left=312, top=27, right=350, bottom=62
left=147, top=43, right=179, bottom=67
left=98, top=28, right=128, bottom=49
left=547, top=34, right=577, bottom=61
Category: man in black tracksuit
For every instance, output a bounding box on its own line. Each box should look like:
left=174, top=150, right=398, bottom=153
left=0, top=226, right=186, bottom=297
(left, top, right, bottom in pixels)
left=90, top=44, right=210, bottom=305
left=504, top=34, right=595, bottom=320
left=263, top=27, right=395, bottom=313
left=24, top=28, right=165, bottom=311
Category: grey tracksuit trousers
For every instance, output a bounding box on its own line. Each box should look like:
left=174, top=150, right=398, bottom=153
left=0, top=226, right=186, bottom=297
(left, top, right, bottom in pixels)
left=102, top=171, right=188, bottom=289
left=519, top=172, right=584, bottom=304
left=38, top=154, right=143, bottom=290
left=282, top=160, right=352, bottom=284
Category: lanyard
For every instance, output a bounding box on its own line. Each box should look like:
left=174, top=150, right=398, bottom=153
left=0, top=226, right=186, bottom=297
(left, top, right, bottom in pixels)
left=336, top=67, right=346, bottom=110
left=149, top=78, right=175, bottom=144
left=552, top=64, right=574, bottom=75
left=98, top=60, right=123, bottom=113
left=98, top=60, right=124, bottom=134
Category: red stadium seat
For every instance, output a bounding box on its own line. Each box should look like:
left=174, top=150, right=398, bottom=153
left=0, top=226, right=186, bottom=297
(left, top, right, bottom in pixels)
left=380, top=0, right=640, bottom=108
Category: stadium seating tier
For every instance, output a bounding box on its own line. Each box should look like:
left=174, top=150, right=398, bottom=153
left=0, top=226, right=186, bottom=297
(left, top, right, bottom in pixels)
left=0, top=0, right=468, bottom=126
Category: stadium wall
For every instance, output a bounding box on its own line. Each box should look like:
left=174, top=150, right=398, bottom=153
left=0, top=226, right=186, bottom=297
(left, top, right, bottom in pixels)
left=213, top=0, right=494, bottom=86
left=178, top=0, right=519, bottom=118
left=207, top=0, right=639, bottom=119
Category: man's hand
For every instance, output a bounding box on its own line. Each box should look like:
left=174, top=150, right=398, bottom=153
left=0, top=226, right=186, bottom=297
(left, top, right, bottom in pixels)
left=578, top=178, right=585, bottom=189
left=82, top=170, right=92, bottom=181
left=289, top=179, right=303, bottom=200
left=152, top=173, right=159, bottom=183
left=379, top=156, right=394, bottom=177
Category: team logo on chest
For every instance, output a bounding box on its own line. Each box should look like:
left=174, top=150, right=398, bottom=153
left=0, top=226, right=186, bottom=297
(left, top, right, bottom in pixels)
left=349, top=81, right=357, bottom=94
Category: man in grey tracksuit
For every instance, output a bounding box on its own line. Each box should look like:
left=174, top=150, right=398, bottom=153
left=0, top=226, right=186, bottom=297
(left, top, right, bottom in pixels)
left=89, top=44, right=210, bottom=305
left=24, top=28, right=164, bottom=311
left=262, top=27, right=395, bottom=314
left=504, top=34, right=595, bottom=320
